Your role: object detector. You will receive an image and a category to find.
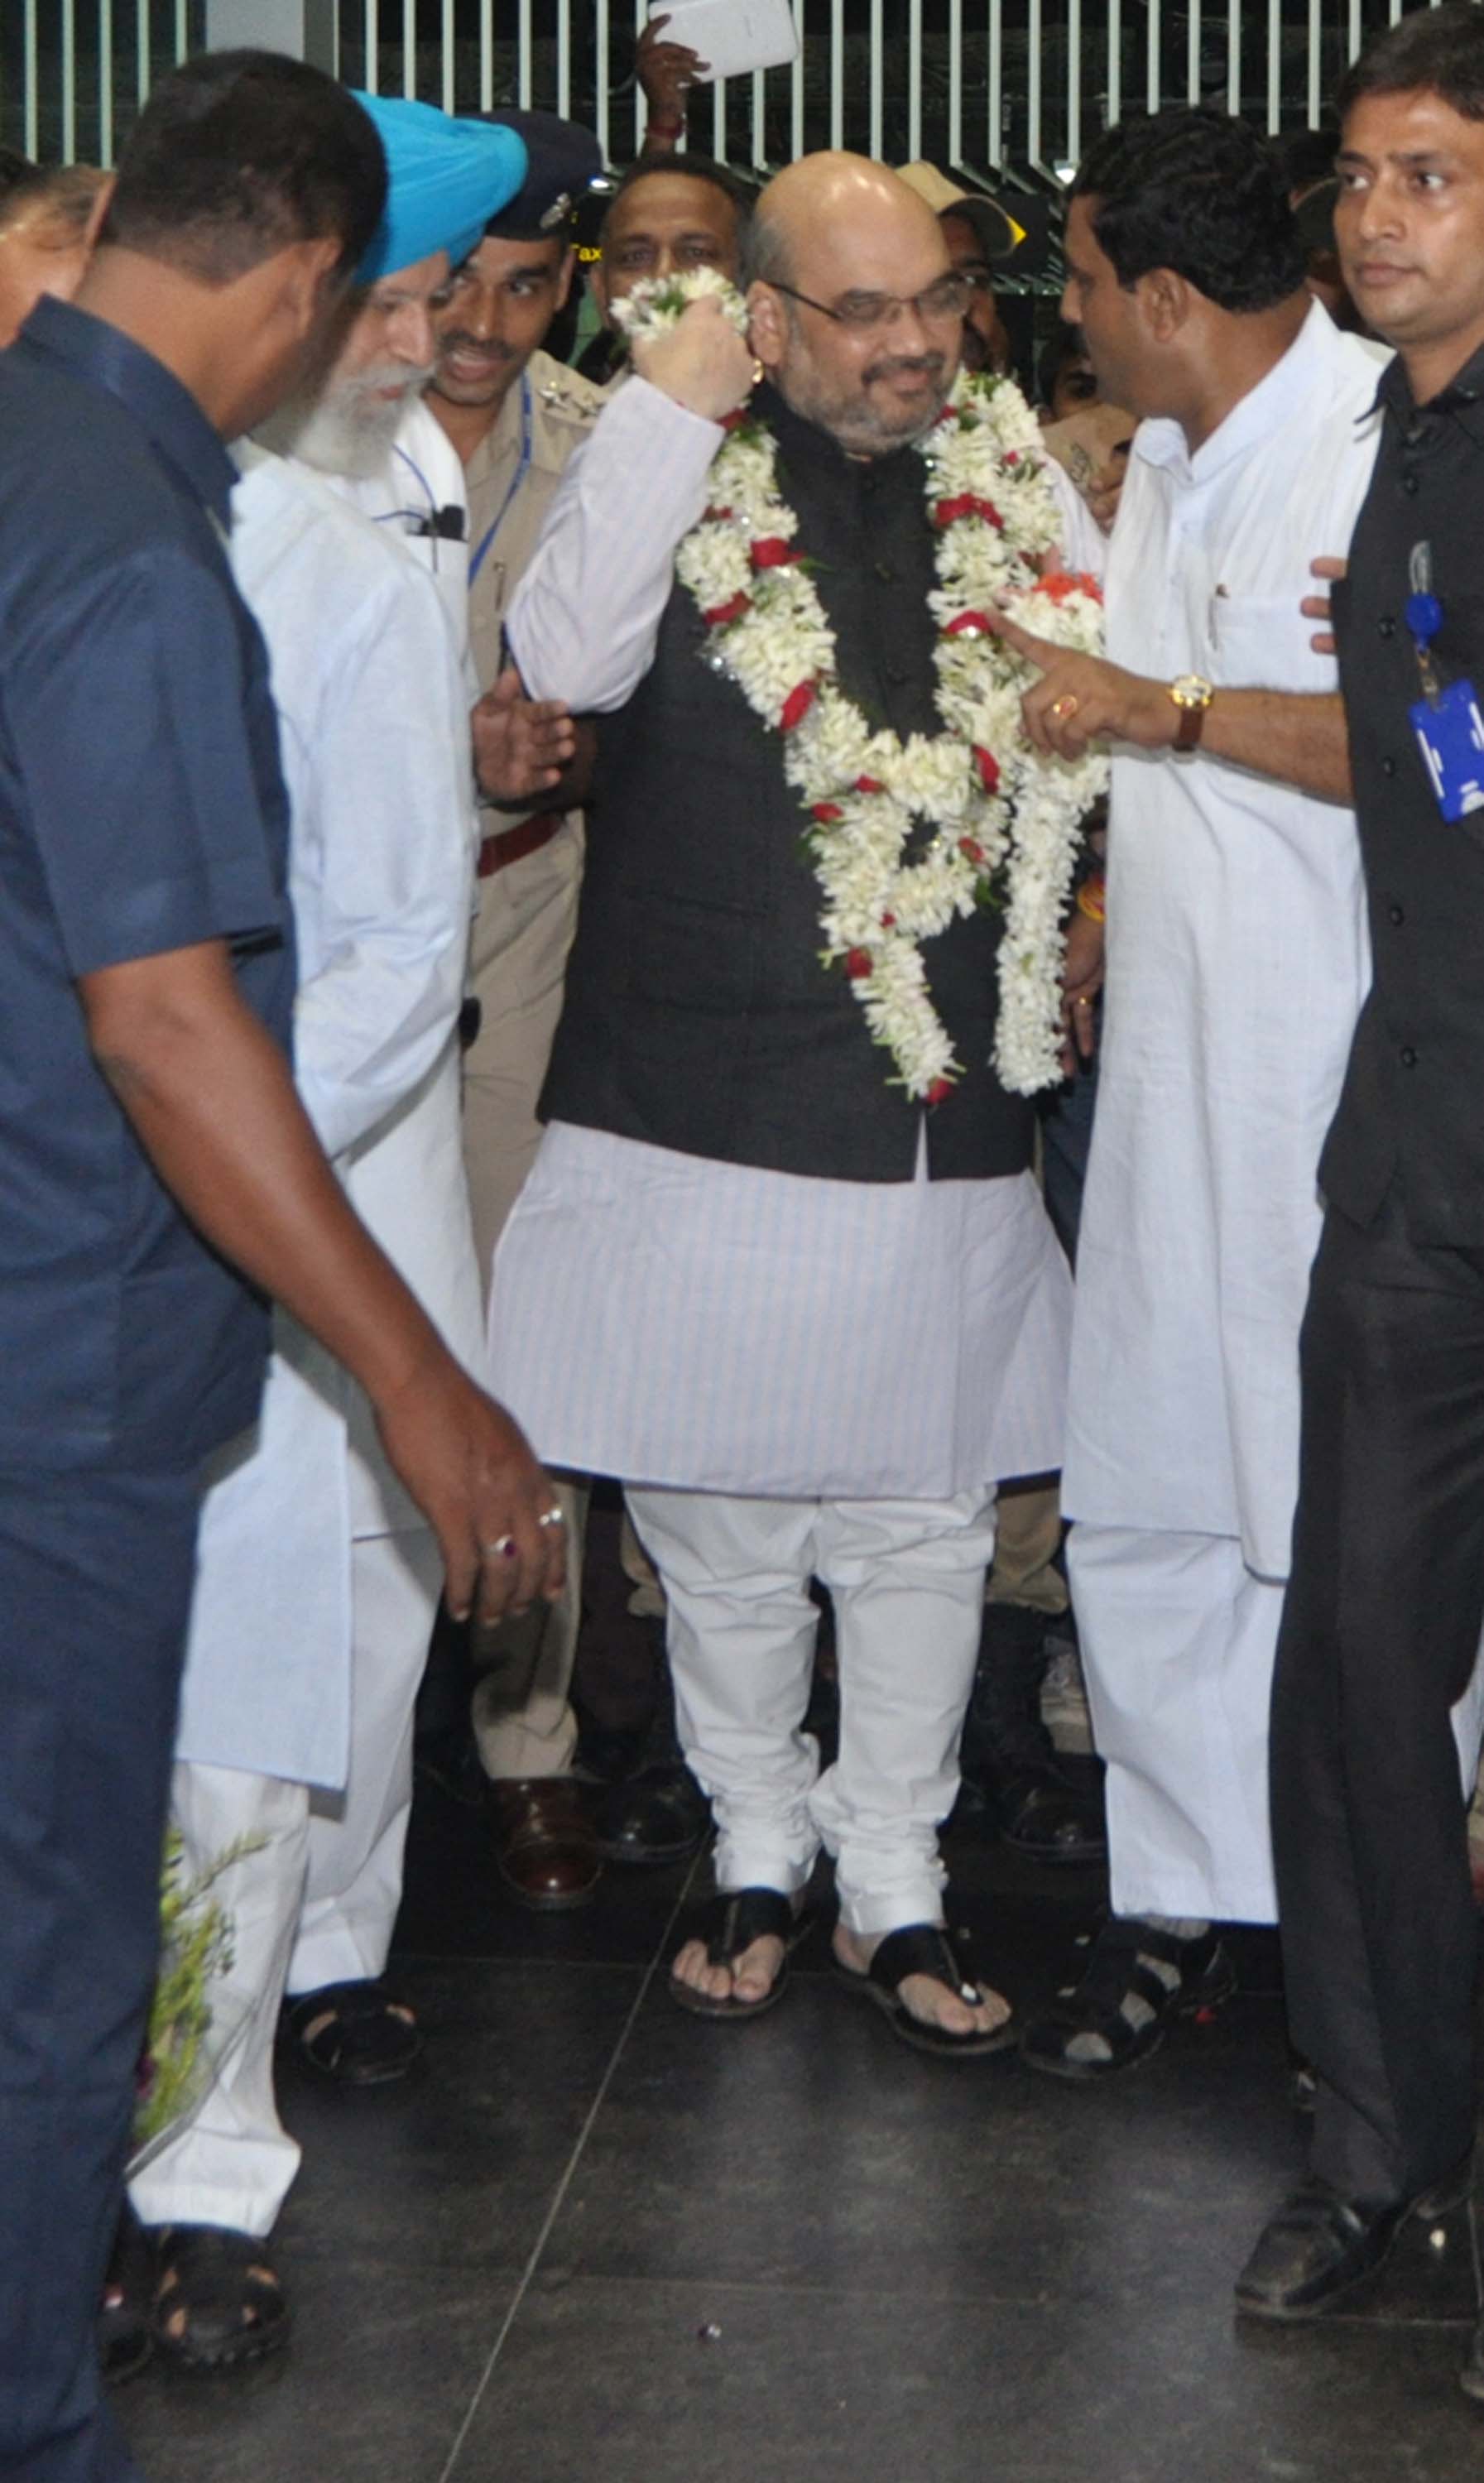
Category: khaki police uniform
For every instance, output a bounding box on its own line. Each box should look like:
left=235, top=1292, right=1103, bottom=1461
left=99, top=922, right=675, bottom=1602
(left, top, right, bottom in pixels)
left=460, top=346, right=605, bottom=1781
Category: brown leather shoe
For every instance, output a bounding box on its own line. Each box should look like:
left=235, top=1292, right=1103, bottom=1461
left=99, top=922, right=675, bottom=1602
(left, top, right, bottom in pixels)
left=487, top=1776, right=603, bottom=1911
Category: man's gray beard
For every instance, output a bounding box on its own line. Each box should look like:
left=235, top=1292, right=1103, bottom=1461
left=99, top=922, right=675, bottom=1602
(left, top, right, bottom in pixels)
left=258, top=363, right=434, bottom=480
left=775, top=351, right=953, bottom=459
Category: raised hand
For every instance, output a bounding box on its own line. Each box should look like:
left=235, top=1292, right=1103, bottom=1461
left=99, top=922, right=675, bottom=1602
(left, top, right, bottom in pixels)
left=632, top=295, right=757, bottom=422
left=985, top=610, right=1176, bottom=758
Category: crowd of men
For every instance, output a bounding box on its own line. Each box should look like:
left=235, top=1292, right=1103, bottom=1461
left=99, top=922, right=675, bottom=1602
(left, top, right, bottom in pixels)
left=5, top=7, right=1484, bottom=2476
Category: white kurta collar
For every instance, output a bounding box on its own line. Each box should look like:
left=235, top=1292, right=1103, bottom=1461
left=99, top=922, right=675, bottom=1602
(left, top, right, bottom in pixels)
left=1132, top=300, right=1345, bottom=490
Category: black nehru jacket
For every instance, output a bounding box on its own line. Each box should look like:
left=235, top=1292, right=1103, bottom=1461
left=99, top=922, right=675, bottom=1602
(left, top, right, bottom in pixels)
left=541, top=382, right=1035, bottom=1183
left=1322, top=342, right=1484, bottom=1244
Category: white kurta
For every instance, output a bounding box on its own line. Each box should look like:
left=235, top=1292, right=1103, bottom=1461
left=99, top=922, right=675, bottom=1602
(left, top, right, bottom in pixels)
left=492, top=378, right=1091, bottom=1499
left=1064, top=306, right=1385, bottom=1578
left=174, top=446, right=482, bottom=1791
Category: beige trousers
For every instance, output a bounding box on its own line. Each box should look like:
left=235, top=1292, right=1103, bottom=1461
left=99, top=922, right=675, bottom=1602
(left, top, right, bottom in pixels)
left=464, top=819, right=587, bottom=1780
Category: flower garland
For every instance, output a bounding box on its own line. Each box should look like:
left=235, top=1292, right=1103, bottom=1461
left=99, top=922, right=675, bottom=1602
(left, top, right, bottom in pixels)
left=620, top=273, right=1107, bottom=1098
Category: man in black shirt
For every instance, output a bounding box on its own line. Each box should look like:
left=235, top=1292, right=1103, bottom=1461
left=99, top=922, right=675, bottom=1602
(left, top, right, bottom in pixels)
left=1236, top=7, right=1484, bottom=2376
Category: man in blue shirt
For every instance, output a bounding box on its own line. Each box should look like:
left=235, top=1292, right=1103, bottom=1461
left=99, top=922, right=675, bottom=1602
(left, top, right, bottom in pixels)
left=0, top=51, right=564, bottom=2483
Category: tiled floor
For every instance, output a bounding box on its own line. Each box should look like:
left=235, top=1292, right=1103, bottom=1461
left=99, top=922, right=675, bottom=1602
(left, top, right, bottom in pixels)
left=121, top=1774, right=1484, bottom=2483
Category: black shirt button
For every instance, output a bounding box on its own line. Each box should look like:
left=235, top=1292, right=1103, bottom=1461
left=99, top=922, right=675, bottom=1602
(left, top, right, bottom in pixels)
left=1388, top=903, right=1405, bottom=926
left=1400, top=1045, right=1419, bottom=1067
left=1403, top=473, right=1420, bottom=497
left=1381, top=756, right=1398, bottom=778
left=1378, top=615, right=1396, bottom=639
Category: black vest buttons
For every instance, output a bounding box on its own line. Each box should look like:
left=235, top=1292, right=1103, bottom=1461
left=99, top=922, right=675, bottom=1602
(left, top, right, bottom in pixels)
left=1378, top=615, right=1396, bottom=639
left=1401, top=1045, right=1419, bottom=1067
left=1403, top=473, right=1420, bottom=496
left=1389, top=904, right=1405, bottom=926
left=1381, top=756, right=1398, bottom=778
left=874, top=560, right=896, bottom=584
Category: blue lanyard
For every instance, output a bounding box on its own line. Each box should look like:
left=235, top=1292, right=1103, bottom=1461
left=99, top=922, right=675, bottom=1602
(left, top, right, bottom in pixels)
left=468, top=372, right=534, bottom=587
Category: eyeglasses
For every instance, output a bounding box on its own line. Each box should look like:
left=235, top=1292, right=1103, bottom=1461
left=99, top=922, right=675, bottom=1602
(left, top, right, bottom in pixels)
left=767, top=273, right=973, bottom=334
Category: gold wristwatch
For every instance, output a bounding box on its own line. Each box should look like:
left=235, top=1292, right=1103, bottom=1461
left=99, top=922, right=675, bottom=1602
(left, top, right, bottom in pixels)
left=1169, top=672, right=1214, bottom=752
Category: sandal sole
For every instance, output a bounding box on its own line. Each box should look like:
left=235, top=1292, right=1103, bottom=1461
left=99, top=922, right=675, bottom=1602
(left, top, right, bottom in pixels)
left=151, top=2313, right=292, bottom=2374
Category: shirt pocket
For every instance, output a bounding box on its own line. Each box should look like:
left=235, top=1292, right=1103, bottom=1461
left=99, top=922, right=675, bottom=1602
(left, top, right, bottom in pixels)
left=1209, top=591, right=1337, bottom=695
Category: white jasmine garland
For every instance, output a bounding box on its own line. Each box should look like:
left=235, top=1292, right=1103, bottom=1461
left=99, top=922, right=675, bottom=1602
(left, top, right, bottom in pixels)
left=623, top=271, right=1108, bottom=1099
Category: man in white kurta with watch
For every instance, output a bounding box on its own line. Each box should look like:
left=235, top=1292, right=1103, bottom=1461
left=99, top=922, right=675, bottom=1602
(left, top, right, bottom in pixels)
left=488, top=156, right=1104, bottom=2048
left=987, top=110, right=1410, bottom=2077
left=126, top=102, right=531, bottom=2367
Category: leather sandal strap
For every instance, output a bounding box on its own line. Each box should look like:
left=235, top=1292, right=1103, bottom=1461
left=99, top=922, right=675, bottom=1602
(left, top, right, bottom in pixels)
left=703, top=1885, right=797, bottom=1967
left=867, top=1922, right=982, bottom=2007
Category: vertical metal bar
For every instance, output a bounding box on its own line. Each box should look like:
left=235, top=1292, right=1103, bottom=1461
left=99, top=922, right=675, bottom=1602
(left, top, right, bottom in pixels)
left=175, top=0, right=186, bottom=62
left=441, top=0, right=454, bottom=110
left=1227, top=0, right=1241, bottom=114
left=908, top=0, right=923, bottom=163
left=752, top=69, right=767, bottom=171
left=1308, top=0, right=1321, bottom=125
left=1068, top=0, right=1083, bottom=163
left=365, top=0, right=380, bottom=94
left=557, top=0, right=571, bottom=120
left=402, top=0, right=415, bottom=98
left=791, top=0, right=805, bottom=161
left=594, top=0, right=610, bottom=157
left=1266, top=0, right=1280, bottom=127
left=1347, top=0, right=1361, bottom=65
left=869, top=0, right=883, bottom=162
left=1107, top=0, right=1121, bottom=129
left=989, top=0, right=1005, bottom=167
left=949, top=0, right=963, bottom=164
left=633, top=0, right=645, bottom=154
left=519, top=0, right=532, bottom=107
left=1186, top=0, right=1199, bottom=104
left=1146, top=0, right=1160, bottom=118
left=709, top=68, right=723, bottom=157
left=24, top=0, right=40, bottom=158
left=830, top=0, right=844, bottom=151
left=62, top=0, right=76, bottom=161
left=99, top=0, right=113, bottom=166
left=1028, top=0, right=1043, bottom=168
left=136, top=0, right=148, bottom=108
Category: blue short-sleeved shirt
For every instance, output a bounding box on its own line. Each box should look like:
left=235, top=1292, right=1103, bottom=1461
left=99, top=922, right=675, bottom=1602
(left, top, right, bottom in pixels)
left=0, top=297, right=295, bottom=1470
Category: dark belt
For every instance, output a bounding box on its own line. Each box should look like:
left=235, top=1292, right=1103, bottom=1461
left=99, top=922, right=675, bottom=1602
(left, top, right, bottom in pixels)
left=478, top=812, right=562, bottom=877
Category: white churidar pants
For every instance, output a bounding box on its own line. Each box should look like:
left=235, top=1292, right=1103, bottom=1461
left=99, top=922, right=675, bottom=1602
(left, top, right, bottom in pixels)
left=627, top=1484, right=997, bottom=1937
left=290, top=1525, right=444, bottom=1994
left=1068, top=1524, right=1283, bottom=1926
left=1069, top=1522, right=1484, bottom=1929
left=130, top=1525, right=442, bottom=2236
left=128, top=1764, right=308, bottom=2240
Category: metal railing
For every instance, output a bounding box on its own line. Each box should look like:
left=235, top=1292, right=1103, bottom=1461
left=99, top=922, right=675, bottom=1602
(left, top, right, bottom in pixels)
left=1, top=0, right=1424, bottom=180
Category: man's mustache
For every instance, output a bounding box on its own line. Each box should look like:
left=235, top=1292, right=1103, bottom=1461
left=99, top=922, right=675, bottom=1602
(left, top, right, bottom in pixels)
left=862, top=351, right=947, bottom=386
left=439, top=332, right=519, bottom=363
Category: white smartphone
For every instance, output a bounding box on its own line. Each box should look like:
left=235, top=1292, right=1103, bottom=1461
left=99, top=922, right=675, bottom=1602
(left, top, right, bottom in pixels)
left=648, top=0, right=800, bottom=81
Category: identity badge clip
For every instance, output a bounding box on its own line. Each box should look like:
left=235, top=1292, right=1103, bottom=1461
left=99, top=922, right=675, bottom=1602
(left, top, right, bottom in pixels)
left=1405, top=578, right=1484, bottom=823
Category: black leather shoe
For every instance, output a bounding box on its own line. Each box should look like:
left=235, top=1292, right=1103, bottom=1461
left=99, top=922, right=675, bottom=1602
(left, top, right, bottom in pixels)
left=1237, top=2159, right=1474, bottom=2322
left=594, top=1760, right=710, bottom=1864
left=960, top=1602, right=1106, bottom=1865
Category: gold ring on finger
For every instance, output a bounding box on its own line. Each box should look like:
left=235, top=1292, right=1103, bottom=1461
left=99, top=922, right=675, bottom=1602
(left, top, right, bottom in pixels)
left=1050, top=694, right=1080, bottom=721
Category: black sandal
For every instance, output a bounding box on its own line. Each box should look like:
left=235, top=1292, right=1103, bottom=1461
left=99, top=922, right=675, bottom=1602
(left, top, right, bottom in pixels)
left=283, top=1979, right=422, bottom=2087
left=835, top=1922, right=1018, bottom=2058
left=668, top=1885, right=811, bottom=2021
left=1020, top=1917, right=1236, bottom=2082
left=150, top=2225, right=291, bottom=2372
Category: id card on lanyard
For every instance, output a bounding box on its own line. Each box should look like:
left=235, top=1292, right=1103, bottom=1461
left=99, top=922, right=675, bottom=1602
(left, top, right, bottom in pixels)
left=1406, top=541, right=1484, bottom=822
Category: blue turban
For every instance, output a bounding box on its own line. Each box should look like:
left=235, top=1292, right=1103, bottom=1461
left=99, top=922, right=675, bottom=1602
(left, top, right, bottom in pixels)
left=352, top=94, right=527, bottom=284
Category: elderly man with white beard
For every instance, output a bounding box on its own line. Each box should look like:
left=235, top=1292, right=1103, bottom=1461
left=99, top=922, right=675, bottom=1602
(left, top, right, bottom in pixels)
left=123, top=98, right=532, bottom=2373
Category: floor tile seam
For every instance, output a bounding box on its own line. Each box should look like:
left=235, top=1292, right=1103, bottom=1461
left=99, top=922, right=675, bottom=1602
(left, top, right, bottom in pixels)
left=434, top=1847, right=707, bottom=2483
left=393, top=1949, right=655, bottom=1973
